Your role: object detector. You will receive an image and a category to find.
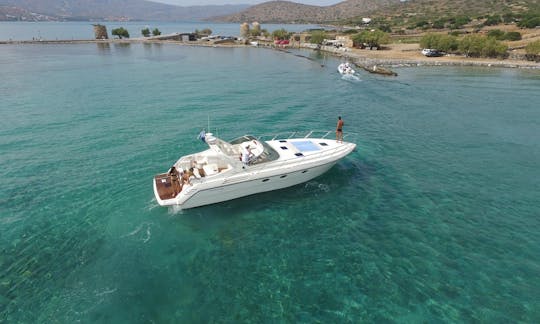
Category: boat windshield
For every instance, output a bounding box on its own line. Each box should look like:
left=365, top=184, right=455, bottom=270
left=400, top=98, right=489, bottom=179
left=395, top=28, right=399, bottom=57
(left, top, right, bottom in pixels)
left=229, top=135, right=279, bottom=164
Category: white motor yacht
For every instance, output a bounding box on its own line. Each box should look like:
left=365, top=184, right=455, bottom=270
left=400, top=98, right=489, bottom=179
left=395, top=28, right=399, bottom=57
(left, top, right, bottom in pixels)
left=338, top=62, right=355, bottom=75
left=153, top=131, right=356, bottom=208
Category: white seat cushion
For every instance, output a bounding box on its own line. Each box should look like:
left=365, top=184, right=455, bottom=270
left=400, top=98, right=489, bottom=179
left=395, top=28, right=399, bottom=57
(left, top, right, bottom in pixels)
left=203, top=164, right=218, bottom=176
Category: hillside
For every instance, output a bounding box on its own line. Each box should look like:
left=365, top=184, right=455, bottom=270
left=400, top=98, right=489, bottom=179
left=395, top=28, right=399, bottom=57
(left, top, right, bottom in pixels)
left=0, top=0, right=248, bottom=21
left=213, top=0, right=397, bottom=24
left=369, top=0, right=540, bottom=17
left=214, top=0, right=540, bottom=24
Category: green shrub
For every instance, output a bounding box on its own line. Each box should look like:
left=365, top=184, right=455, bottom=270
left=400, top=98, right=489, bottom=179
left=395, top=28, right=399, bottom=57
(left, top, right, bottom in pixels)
left=432, top=19, right=446, bottom=29
left=415, top=20, right=429, bottom=28
left=525, top=40, right=540, bottom=55
left=517, top=12, right=540, bottom=28
left=518, top=16, right=540, bottom=28
left=502, top=12, right=516, bottom=23
left=487, top=30, right=522, bottom=41
left=449, top=15, right=471, bottom=29
left=487, top=29, right=505, bottom=40
left=503, top=31, right=521, bottom=41
left=484, top=15, right=502, bottom=26
left=377, top=24, right=392, bottom=33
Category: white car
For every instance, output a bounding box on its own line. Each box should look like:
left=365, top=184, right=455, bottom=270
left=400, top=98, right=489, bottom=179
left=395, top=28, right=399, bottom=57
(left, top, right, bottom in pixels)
left=422, top=48, right=443, bottom=57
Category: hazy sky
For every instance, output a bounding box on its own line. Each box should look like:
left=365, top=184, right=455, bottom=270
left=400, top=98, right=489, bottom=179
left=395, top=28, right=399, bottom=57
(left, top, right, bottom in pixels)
left=153, top=0, right=341, bottom=7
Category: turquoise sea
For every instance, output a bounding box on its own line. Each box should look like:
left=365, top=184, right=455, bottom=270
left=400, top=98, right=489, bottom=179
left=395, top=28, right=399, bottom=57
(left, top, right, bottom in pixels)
left=1, top=39, right=540, bottom=323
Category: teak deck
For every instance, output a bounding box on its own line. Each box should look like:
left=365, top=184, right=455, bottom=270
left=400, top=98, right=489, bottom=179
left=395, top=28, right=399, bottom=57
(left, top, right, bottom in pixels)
left=154, top=168, right=208, bottom=201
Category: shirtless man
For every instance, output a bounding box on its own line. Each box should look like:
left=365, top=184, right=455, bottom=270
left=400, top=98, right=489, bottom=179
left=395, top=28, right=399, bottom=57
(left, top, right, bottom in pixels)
left=168, top=166, right=181, bottom=196
left=336, top=116, right=344, bottom=143
left=181, top=170, right=191, bottom=186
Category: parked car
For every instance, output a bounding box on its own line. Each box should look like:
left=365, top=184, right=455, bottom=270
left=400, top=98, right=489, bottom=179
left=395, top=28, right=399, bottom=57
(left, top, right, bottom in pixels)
left=421, top=48, right=444, bottom=57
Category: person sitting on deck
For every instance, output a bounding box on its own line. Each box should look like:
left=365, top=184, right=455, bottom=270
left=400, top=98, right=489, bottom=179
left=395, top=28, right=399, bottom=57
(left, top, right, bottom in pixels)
left=181, top=170, right=191, bottom=186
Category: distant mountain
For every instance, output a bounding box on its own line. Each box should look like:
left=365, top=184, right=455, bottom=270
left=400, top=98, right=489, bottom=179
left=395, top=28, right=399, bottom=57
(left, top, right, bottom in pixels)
left=213, top=0, right=398, bottom=23
left=0, top=0, right=249, bottom=21
left=213, top=0, right=540, bottom=24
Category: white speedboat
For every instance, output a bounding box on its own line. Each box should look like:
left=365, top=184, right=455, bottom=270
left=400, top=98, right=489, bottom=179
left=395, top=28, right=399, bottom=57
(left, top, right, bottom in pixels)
left=338, top=62, right=355, bottom=75
left=153, top=131, right=356, bottom=208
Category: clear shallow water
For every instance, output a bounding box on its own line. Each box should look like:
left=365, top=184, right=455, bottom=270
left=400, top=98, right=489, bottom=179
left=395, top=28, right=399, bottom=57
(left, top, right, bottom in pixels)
left=1, top=43, right=539, bottom=322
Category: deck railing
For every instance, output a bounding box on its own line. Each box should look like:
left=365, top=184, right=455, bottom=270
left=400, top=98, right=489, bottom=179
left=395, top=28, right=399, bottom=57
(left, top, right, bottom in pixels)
left=212, top=132, right=358, bottom=183
left=255, top=130, right=357, bottom=142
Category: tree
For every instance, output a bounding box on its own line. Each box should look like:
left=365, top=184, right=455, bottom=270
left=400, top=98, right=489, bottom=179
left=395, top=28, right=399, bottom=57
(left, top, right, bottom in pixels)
left=459, top=34, right=485, bottom=57
left=481, top=37, right=508, bottom=58
left=112, top=27, right=129, bottom=39
left=458, top=34, right=507, bottom=58
left=352, top=29, right=390, bottom=49
left=271, top=28, right=290, bottom=40
left=309, top=30, right=326, bottom=45
left=152, top=28, right=161, bottom=36
left=420, top=33, right=458, bottom=52
left=141, top=28, right=150, bottom=37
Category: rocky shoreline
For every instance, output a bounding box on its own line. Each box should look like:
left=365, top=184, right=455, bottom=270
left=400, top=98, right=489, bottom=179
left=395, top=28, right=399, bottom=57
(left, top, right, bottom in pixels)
left=318, top=44, right=540, bottom=70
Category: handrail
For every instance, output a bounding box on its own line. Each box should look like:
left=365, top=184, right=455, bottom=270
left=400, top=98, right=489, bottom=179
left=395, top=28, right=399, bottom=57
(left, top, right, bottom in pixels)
left=257, top=130, right=358, bottom=143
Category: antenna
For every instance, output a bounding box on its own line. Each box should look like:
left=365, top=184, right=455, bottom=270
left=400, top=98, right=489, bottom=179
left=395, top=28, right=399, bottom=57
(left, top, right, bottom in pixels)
left=207, top=114, right=210, bottom=134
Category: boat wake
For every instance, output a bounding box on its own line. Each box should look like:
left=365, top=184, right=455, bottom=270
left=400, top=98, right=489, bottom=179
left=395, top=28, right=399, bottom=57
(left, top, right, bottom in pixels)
left=341, top=74, right=361, bottom=82
left=122, top=222, right=153, bottom=243
left=304, top=181, right=330, bottom=193
left=169, top=205, right=185, bottom=215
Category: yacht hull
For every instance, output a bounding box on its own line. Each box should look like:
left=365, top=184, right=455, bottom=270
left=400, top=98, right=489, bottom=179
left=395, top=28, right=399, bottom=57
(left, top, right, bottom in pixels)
left=179, top=161, right=336, bottom=209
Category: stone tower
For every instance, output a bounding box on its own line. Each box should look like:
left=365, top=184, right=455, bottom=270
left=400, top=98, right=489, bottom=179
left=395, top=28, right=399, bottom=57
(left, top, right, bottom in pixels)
left=251, top=22, right=261, bottom=36
left=240, top=22, right=250, bottom=38
left=93, top=24, right=108, bottom=40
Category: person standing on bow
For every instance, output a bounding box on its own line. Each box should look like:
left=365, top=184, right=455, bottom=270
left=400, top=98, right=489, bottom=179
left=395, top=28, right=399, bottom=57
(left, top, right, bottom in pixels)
left=336, top=116, right=344, bottom=143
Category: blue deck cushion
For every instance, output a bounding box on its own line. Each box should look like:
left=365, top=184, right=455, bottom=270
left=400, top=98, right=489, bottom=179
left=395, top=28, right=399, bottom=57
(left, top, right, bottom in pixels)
left=291, top=140, right=320, bottom=152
